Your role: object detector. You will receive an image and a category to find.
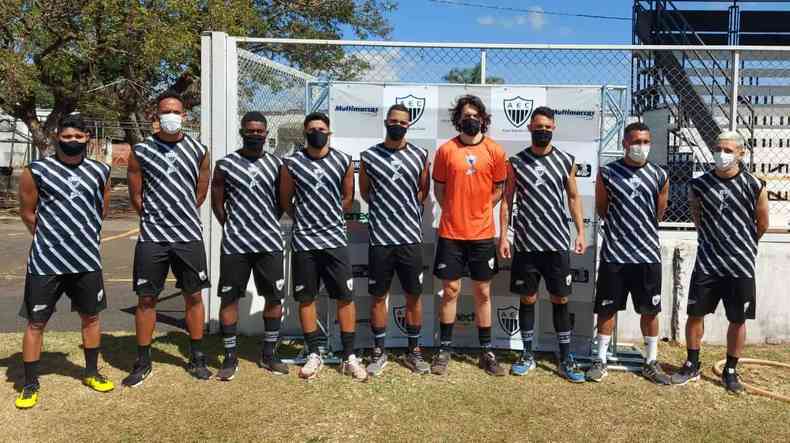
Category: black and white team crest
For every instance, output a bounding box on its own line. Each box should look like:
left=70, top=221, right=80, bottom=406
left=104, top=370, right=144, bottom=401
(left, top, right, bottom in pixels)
left=497, top=306, right=520, bottom=337
left=395, top=95, right=426, bottom=126
left=504, top=96, right=534, bottom=128
left=392, top=305, right=408, bottom=334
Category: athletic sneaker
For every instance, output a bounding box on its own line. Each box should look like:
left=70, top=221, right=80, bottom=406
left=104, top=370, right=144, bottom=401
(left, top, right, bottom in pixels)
left=217, top=356, right=239, bottom=381
left=187, top=355, right=212, bottom=380
left=721, top=367, right=745, bottom=394
left=341, top=354, right=368, bottom=382
left=14, top=382, right=39, bottom=409
left=366, top=348, right=388, bottom=377
left=431, top=350, right=451, bottom=375
left=403, top=349, right=430, bottom=375
left=642, top=360, right=671, bottom=385
left=559, top=354, right=586, bottom=383
left=259, top=354, right=289, bottom=375
left=479, top=351, right=506, bottom=376
left=299, top=352, right=323, bottom=380
left=122, top=360, right=152, bottom=387
left=510, top=352, right=537, bottom=376
left=671, top=361, right=701, bottom=385
left=586, top=360, right=608, bottom=382
left=83, top=372, right=115, bottom=392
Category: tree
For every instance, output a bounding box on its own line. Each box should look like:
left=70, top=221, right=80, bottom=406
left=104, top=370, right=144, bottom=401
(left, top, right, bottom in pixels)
left=443, top=63, right=504, bottom=85
left=0, top=0, right=396, bottom=154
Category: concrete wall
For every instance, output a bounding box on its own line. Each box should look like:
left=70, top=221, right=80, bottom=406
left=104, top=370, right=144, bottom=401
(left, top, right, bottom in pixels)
left=615, top=231, right=790, bottom=345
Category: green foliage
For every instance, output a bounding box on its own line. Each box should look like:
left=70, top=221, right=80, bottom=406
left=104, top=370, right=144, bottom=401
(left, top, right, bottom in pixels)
left=444, top=63, right=505, bottom=85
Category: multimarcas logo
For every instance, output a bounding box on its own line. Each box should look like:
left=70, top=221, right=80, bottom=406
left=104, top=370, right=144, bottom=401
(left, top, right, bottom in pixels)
left=334, top=104, right=379, bottom=113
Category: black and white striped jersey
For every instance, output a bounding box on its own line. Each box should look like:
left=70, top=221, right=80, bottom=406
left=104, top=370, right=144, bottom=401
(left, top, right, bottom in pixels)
left=510, top=146, right=575, bottom=252
left=27, top=156, right=110, bottom=275
left=216, top=151, right=284, bottom=254
left=361, top=143, right=428, bottom=246
left=284, top=148, right=352, bottom=252
left=133, top=134, right=207, bottom=243
left=691, top=168, right=764, bottom=278
left=600, top=159, right=668, bottom=264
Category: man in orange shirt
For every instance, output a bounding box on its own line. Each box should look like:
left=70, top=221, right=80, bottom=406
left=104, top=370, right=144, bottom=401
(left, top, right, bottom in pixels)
left=431, top=95, right=507, bottom=376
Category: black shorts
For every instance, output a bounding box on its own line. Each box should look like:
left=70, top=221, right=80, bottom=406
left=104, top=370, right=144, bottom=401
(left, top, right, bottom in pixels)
left=21, top=271, right=106, bottom=322
left=218, top=252, right=284, bottom=303
left=595, top=262, right=662, bottom=315
left=510, top=251, right=571, bottom=296
left=688, top=271, right=756, bottom=323
left=292, top=247, right=353, bottom=303
left=133, top=241, right=210, bottom=298
left=433, top=237, right=498, bottom=282
left=368, top=244, right=423, bottom=296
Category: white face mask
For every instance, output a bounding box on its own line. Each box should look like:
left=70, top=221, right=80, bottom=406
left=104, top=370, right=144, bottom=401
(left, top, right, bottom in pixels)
left=627, top=144, right=650, bottom=163
left=159, top=113, right=182, bottom=135
left=714, top=151, right=737, bottom=171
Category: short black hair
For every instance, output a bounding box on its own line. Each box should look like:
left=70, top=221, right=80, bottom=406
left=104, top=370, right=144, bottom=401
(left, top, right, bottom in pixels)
left=531, top=106, right=555, bottom=121
left=241, top=111, right=268, bottom=129
left=624, top=121, right=650, bottom=138
left=304, top=112, right=330, bottom=128
left=450, top=95, right=491, bottom=134
left=386, top=103, right=410, bottom=119
left=156, top=90, right=184, bottom=107
left=58, top=114, right=89, bottom=134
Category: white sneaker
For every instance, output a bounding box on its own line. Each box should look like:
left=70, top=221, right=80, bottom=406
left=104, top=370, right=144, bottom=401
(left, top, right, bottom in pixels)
left=342, top=354, right=368, bottom=382
left=299, top=352, right=323, bottom=380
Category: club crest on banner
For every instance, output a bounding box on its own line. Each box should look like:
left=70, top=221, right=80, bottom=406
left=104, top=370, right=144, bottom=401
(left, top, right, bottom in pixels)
left=392, top=305, right=408, bottom=334
left=503, top=96, right=534, bottom=128
left=395, top=94, right=426, bottom=127
left=497, top=305, right=520, bottom=337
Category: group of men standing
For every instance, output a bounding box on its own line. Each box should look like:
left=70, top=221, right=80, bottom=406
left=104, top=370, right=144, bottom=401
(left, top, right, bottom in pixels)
left=14, top=91, right=768, bottom=409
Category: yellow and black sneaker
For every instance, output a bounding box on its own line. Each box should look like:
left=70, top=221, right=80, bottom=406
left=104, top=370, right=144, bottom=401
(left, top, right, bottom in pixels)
left=83, top=372, right=115, bottom=393
left=15, top=383, right=40, bottom=409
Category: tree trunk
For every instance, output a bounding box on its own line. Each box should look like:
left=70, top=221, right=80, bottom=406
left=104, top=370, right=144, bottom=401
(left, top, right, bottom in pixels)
left=122, top=111, right=145, bottom=147
left=19, top=112, right=54, bottom=158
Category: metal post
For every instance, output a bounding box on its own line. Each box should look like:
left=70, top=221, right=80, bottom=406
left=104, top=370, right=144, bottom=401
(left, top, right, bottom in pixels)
left=730, top=50, right=740, bottom=132
left=480, top=48, right=487, bottom=85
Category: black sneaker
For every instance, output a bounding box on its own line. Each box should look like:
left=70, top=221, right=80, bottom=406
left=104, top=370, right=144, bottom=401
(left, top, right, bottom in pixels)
left=259, top=354, right=289, bottom=375
left=721, top=367, right=745, bottom=394
left=671, top=360, right=701, bottom=385
left=216, top=356, right=239, bottom=381
left=187, top=355, right=212, bottom=380
left=478, top=351, right=506, bottom=376
left=403, top=349, right=430, bottom=375
left=642, top=360, right=672, bottom=385
left=122, top=360, right=152, bottom=387
left=431, top=350, right=451, bottom=375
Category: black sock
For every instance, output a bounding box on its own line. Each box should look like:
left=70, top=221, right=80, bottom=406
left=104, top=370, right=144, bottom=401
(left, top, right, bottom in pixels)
left=439, top=322, right=454, bottom=351
left=725, top=354, right=738, bottom=371
left=84, top=347, right=99, bottom=376
left=371, top=326, right=386, bottom=350
left=553, top=303, right=572, bottom=360
left=190, top=338, right=203, bottom=360
left=221, top=322, right=238, bottom=360
left=263, top=317, right=281, bottom=358
left=519, top=302, right=535, bottom=353
left=341, top=332, right=355, bottom=360
left=687, top=348, right=700, bottom=368
left=304, top=330, right=325, bottom=355
left=138, top=345, right=151, bottom=366
left=406, top=324, right=421, bottom=353
left=23, top=360, right=39, bottom=386
left=478, top=326, right=492, bottom=351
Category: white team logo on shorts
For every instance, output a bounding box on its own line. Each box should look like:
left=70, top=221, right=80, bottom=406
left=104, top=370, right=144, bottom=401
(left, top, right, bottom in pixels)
left=652, top=294, right=661, bottom=306
left=137, top=278, right=148, bottom=286
left=295, top=285, right=305, bottom=293
left=97, top=289, right=104, bottom=302
left=744, top=301, right=751, bottom=312
left=515, top=279, right=524, bottom=286
left=198, top=271, right=207, bottom=281
left=488, top=258, right=495, bottom=269
left=566, top=274, right=572, bottom=286
left=369, top=278, right=377, bottom=285
left=275, top=279, right=284, bottom=291
left=221, top=286, right=233, bottom=293
left=601, top=300, right=614, bottom=306
left=418, top=272, right=424, bottom=284
left=437, top=263, right=447, bottom=270
left=32, top=304, right=48, bottom=312
left=346, top=278, right=354, bottom=291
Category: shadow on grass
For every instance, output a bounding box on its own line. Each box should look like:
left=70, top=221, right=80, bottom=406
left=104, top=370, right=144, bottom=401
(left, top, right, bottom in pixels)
left=0, top=351, right=85, bottom=391
left=100, top=332, right=190, bottom=374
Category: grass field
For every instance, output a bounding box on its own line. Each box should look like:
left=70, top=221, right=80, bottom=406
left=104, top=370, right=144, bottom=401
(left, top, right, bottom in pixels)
left=0, top=332, right=788, bottom=442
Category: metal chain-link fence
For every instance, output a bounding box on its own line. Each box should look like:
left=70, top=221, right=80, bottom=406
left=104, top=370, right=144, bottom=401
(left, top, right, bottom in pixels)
left=220, top=36, right=790, bottom=229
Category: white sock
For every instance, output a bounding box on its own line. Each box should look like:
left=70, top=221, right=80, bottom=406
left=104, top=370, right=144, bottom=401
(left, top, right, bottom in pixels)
left=597, top=334, right=611, bottom=364
left=644, top=336, right=659, bottom=363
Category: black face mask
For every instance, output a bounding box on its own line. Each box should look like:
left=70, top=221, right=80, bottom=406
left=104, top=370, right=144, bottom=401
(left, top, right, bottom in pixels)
left=60, top=141, right=87, bottom=156
left=305, top=131, right=328, bottom=149
left=386, top=124, right=407, bottom=141
left=531, top=129, right=553, bottom=148
left=242, top=134, right=266, bottom=153
left=460, top=118, right=481, bottom=137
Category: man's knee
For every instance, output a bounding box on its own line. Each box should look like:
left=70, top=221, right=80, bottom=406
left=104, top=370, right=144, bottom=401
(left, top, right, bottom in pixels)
left=184, top=292, right=203, bottom=307
left=80, top=314, right=99, bottom=327
left=26, top=321, right=47, bottom=333
left=442, top=280, right=461, bottom=299
left=337, top=299, right=354, bottom=310
left=138, top=296, right=157, bottom=310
